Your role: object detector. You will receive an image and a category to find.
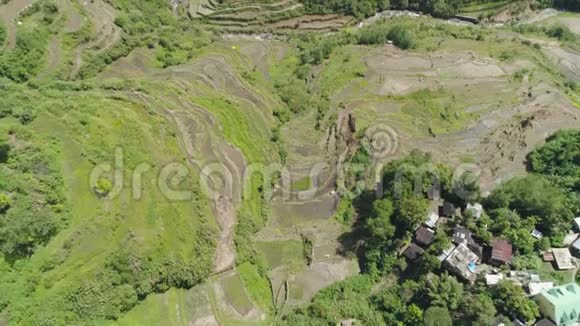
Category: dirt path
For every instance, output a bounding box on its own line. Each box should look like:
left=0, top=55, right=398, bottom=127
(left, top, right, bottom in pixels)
left=70, top=0, right=121, bottom=78
left=37, top=36, right=61, bottom=79
left=173, top=108, right=245, bottom=272
left=0, top=0, right=35, bottom=49
left=59, top=0, right=84, bottom=33
left=131, top=89, right=246, bottom=273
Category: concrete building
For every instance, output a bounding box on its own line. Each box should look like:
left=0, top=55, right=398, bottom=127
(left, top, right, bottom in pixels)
left=444, top=242, right=480, bottom=283
left=552, top=248, right=575, bottom=270
left=529, top=282, right=556, bottom=296
left=536, top=283, right=580, bottom=325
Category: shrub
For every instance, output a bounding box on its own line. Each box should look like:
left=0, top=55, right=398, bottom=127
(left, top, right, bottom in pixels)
left=0, top=193, right=12, bottom=213
left=424, top=306, right=452, bottom=326
left=545, top=23, right=575, bottom=41
left=388, top=25, right=415, bottom=50
left=94, top=178, right=113, bottom=196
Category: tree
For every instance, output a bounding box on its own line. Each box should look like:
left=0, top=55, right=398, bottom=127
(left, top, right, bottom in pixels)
left=404, top=304, right=423, bottom=325
left=464, top=293, right=497, bottom=326
left=0, top=193, right=12, bottom=213
left=484, top=175, right=574, bottom=236
left=394, top=195, right=429, bottom=232
left=366, top=198, right=396, bottom=243
left=426, top=273, right=464, bottom=310
left=424, top=306, right=452, bottom=326
left=0, top=142, right=9, bottom=163
left=492, top=281, right=540, bottom=322
left=387, top=25, right=415, bottom=50
left=527, top=129, right=580, bottom=192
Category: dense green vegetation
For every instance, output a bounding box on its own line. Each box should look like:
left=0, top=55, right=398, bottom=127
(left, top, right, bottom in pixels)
left=300, top=0, right=464, bottom=18
left=300, top=0, right=580, bottom=19
left=0, top=0, right=578, bottom=323
left=527, top=129, right=580, bottom=192
left=0, top=1, right=58, bottom=82
left=0, top=82, right=217, bottom=324
left=0, top=20, right=6, bottom=46
left=282, top=126, right=580, bottom=324
left=80, top=0, right=212, bottom=77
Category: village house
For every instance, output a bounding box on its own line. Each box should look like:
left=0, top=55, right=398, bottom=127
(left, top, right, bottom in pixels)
left=450, top=225, right=483, bottom=258
left=485, top=273, right=504, bottom=286
left=563, top=233, right=579, bottom=247
left=535, top=318, right=557, bottom=326
left=403, top=243, right=424, bottom=261
left=439, top=201, right=458, bottom=218
left=452, top=225, right=472, bottom=245
left=490, top=238, right=513, bottom=266
left=571, top=238, right=580, bottom=257
left=437, top=244, right=456, bottom=262
left=574, top=217, right=580, bottom=233
left=552, top=248, right=575, bottom=270
left=536, top=283, right=580, bottom=326
left=529, top=282, right=556, bottom=296
left=444, top=242, right=480, bottom=283
left=424, top=211, right=440, bottom=229
left=543, top=251, right=556, bottom=263
left=415, top=226, right=435, bottom=247
left=532, top=229, right=544, bottom=239
left=465, top=202, right=483, bottom=219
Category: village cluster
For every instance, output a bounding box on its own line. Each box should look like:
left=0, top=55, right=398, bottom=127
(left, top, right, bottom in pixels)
left=402, top=201, right=580, bottom=326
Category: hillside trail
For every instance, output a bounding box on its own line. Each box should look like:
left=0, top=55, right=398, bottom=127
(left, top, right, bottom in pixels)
left=70, top=0, right=121, bottom=78
left=0, top=0, right=35, bottom=49
left=130, top=90, right=245, bottom=274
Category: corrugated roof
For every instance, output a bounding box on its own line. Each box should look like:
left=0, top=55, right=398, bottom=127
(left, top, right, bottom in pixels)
left=491, top=238, right=512, bottom=264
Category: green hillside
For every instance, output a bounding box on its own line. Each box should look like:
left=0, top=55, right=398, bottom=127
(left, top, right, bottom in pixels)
left=0, top=0, right=579, bottom=325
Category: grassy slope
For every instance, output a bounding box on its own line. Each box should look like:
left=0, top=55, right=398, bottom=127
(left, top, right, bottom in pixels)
left=0, top=83, right=217, bottom=324
left=0, top=3, right=577, bottom=323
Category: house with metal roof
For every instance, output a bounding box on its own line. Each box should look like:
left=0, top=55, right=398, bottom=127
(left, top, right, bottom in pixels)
left=536, top=283, right=580, bottom=326
left=490, top=238, right=513, bottom=266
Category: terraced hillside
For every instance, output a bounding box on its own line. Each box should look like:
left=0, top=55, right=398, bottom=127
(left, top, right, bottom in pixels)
left=188, top=0, right=356, bottom=32
left=0, top=0, right=579, bottom=325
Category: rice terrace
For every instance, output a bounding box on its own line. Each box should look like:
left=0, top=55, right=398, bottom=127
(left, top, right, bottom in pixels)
left=0, top=0, right=579, bottom=325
